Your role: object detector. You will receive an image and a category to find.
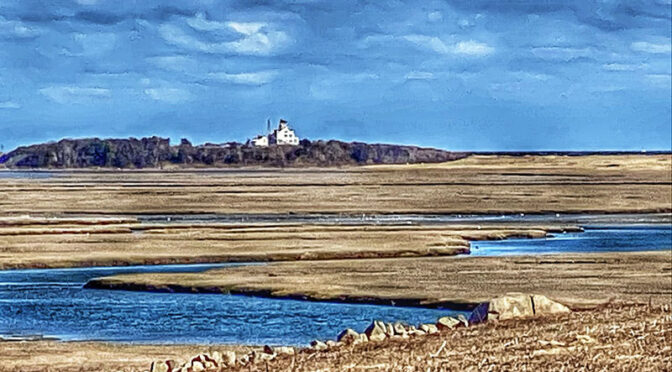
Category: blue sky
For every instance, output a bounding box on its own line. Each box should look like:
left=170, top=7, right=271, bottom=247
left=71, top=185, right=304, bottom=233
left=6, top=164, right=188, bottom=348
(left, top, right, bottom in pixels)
left=0, top=0, right=670, bottom=151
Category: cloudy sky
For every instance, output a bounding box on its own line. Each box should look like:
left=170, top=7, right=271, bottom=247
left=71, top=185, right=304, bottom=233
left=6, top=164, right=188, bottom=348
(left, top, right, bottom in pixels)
left=0, top=0, right=670, bottom=151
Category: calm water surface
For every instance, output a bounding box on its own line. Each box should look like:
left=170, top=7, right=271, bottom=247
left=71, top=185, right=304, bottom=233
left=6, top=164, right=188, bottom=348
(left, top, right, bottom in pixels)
left=1, top=224, right=669, bottom=345
left=0, top=264, right=461, bottom=345
left=470, top=225, right=671, bottom=256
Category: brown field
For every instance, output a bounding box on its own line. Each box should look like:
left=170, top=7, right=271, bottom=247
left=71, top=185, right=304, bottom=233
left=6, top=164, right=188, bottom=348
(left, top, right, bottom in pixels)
left=1, top=304, right=669, bottom=371
left=0, top=215, right=590, bottom=269
left=87, top=251, right=672, bottom=310
left=1, top=154, right=670, bottom=371
left=1, top=155, right=670, bottom=215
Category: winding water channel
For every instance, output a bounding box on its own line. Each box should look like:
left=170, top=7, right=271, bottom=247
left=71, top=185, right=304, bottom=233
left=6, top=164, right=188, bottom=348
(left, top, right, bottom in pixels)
left=0, top=219, right=669, bottom=345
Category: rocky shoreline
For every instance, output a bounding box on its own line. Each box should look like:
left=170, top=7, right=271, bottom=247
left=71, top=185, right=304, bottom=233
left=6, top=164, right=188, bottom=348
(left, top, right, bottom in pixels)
left=146, top=293, right=571, bottom=372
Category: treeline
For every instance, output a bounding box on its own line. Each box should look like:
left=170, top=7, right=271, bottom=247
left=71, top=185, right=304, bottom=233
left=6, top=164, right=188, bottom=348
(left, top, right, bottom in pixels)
left=0, top=137, right=467, bottom=168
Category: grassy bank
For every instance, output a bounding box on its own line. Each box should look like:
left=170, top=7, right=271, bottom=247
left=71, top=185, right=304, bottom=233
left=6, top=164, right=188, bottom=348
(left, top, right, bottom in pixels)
left=0, top=216, right=585, bottom=269
left=1, top=303, right=669, bottom=371
left=85, top=251, right=672, bottom=310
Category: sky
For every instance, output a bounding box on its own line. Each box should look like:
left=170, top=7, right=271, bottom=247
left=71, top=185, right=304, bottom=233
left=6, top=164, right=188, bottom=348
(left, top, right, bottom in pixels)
left=0, top=0, right=670, bottom=151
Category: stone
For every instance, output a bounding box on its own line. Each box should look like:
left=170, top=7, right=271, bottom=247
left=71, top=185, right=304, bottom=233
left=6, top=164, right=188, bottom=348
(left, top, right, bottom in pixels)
left=393, top=321, right=408, bottom=335
left=253, top=351, right=275, bottom=362
left=275, top=346, right=295, bottom=356
left=223, top=351, right=236, bottom=366
left=337, top=328, right=360, bottom=344
left=420, top=324, right=439, bottom=334
left=436, top=316, right=461, bottom=330
left=263, top=345, right=274, bottom=355
left=238, top=354, right=250, bottom=365
left=489, top=293, right=535, bottom=320
left=326, top=340, right=338, bottom=348
left=457, top=314, right=469, bottom=327
left=165, top=360, right=178, bottom=371
left=203, top=361, right=216, bottom=370
left=469, top=302, right=489, bottom=324
left=355, top=333, right=369, bottom=345
left=149, top=361, right=169, bottom=372
left=411, top=329, right=427, bottom=337
left=386, top=323, right=395, bottom=337
left=191, top=361, right=205, bottom=372
left=211, top=351, right=223, bottom=366
left=311, top=340, right=328, bottom=351
left=532, top=294, right=571, bottom=315
left=364, top=320, right=387, bottom=342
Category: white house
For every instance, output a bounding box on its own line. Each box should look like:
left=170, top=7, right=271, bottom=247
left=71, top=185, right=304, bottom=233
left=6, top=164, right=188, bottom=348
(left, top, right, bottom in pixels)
left=251, top=119, right=299, bottom=146
left=251, top=135, right=269, bottom=147
left=269, top=120, right=299, bottom=145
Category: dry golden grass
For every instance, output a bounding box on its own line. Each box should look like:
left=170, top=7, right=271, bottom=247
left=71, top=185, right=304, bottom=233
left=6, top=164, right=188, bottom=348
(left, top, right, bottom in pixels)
left=0, top=341, right=254, bottom=372
left=233, top=303, right=672, bottom=372
left=1, top=304, right=669, bottom=371
left=0, top=217, right=585, bottom=269
left=1, top=155, right=669, bottom=215
left=87, top=250, right=672, bottom=310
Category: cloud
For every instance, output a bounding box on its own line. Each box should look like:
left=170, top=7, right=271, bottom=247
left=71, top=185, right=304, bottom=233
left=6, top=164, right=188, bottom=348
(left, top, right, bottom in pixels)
left=146, top=55, right=197, bottom=71
left=602, top=63, right=648, bottom=71
left=631, top=41, right=671, bottom=54
left=225, top=21, right=291, bottom=55
left=208, top=71, right=278, bottom=85
left=403, top=35, right=494, bottom=56
left=39, top=86, right=111, bottom=104
left=158, top=21, right=290, bottom=56
left=144, top=87, right=193, bottom=103
left=0, top=101, right=20, bottom=109
left=646, top=74, right=671, bottom=88
left=186, top=12, right=229, bottom=31
left=453, top=40, right=494, bottom=56
left=0, top=16, right=41, bottom=39
left=531, top=47, right=594, bottom=61
left=405, top=71, right=435, bottom=80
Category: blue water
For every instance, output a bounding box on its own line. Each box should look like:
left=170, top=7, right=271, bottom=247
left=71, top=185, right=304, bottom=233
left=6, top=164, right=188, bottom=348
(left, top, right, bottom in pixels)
left=0, top=264, right=460, bottom=345
left=470, top=225, right=672, bottom=256
left=0, top=171, right=53, bottom=179
left=1, top=225, right=669, bottom=345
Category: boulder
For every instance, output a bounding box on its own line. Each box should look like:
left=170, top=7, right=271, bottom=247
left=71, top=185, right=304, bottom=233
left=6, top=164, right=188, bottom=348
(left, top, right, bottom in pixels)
left=457, top=314, right=469, bottom=327
left=357, top=333, right=369, bottom=344
left=364, top=320, right=387, bottom=342
left=326, top=340, right=339, bottom=348
left=252, top=350, right=275, bottom=362
left=263, top=345, right=274, bottom=355
left=149, top=361, right=169, bottom=372
left=420, top=324, right=439, bottom=334
left=410, top=329, right=427, bottom=337
left=203, top=361, right=216, bottom=370
left=489, top=293, right=535, bottom=320
left=393, top=322, right=408, bottom=335
left=469, top=302, right=489, bottom=324
left=310, top=340, right=328, bottom=351
left=223, top=351, right=236, bottom=366
left=385, top=323, right=395, bottom=337
left=275, top=346, right=295, bottom=356
left=436, top=316, right=461, bottom=330
left=337, top=328, right=360, bottom=344
left=191, top=361, right=205, bottom=372
left=211, top=351, right=223, bottom=366
left=532, top=294, right=571, bottom=315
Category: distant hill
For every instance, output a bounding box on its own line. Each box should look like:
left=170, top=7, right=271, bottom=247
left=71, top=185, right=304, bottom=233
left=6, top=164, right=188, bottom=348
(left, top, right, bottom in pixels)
left=0, top=137, right=468, bottom=168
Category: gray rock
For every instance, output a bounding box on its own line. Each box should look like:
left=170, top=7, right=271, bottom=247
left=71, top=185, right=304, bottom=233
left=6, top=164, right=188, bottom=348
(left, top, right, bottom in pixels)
left=436, top=316, right=461, bottom=330
left=364, top=320, right=388, bottom=342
